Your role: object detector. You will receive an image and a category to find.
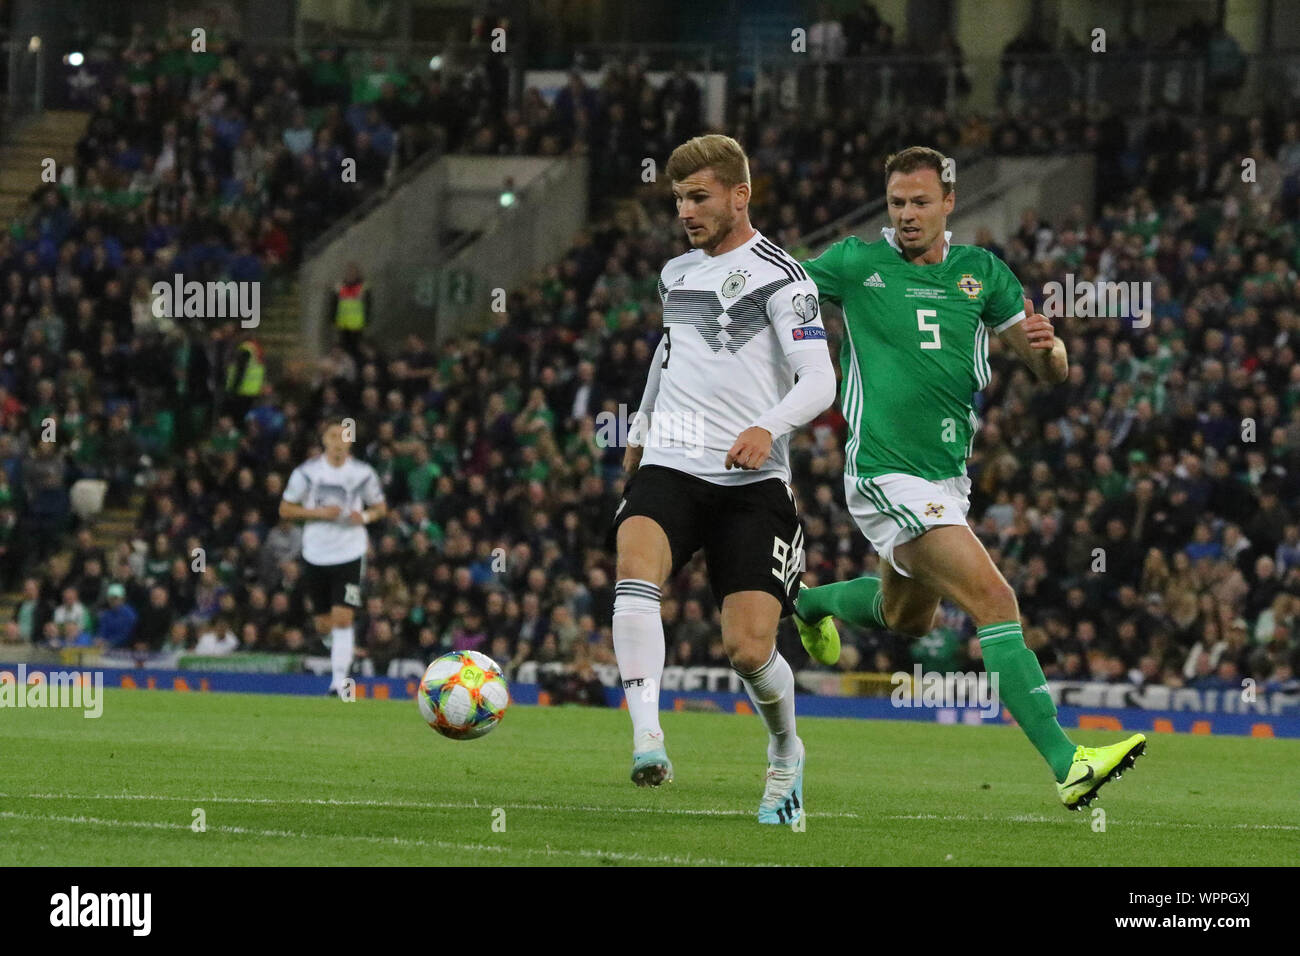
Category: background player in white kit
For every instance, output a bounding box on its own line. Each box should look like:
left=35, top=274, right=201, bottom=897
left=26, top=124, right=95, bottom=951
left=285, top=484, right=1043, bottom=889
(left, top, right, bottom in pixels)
left=280, top=421, right=387, bottom=697
left=609, top=135, right=837, bottom=824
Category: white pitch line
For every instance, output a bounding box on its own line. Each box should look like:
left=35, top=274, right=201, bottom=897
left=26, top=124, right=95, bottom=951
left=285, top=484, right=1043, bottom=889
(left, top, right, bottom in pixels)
left=0, top=810, right=781, bottom=867
left=3, top=791, right=860, bottom=820
left=3, top=794, right=1292, bottom=831
left=883, top=813, right=1300, bottom=831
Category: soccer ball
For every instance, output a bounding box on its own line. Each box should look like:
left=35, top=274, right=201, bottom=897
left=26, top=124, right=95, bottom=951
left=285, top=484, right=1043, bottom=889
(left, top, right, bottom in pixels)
left=417, top=651, right=509, bottom=740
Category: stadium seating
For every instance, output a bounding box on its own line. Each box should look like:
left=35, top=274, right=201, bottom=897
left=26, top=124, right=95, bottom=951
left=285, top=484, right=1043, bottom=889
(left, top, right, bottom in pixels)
left=3, top=21, right=1298, bottom=702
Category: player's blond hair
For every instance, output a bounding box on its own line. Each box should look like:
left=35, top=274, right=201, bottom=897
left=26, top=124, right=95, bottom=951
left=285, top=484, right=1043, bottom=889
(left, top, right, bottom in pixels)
left=666, top=134, right=751, bottom=189
left=885, top=146, right=953, bottom=195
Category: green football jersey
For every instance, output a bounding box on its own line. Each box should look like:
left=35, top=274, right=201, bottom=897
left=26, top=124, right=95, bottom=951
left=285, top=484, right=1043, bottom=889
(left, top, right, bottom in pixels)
left=803, top=233, right=1024, bottom=481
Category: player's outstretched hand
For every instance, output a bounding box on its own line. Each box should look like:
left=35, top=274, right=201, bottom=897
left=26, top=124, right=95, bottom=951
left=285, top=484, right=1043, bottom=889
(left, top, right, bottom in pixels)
left=725, top=426, right=772, bottom=471
left=346, top=510, right=366, bottom=525
left=623, top=443, right=643, bottom=475
left=317, top=505, right=342, bottom=520
left=1023, top=296, right=1056, bottom=350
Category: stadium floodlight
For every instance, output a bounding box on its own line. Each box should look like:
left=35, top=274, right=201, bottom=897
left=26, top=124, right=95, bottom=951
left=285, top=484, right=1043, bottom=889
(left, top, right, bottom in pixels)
left=66, top=52, right=84, bottom=66
left=28, top=36, right=42, bottom=52
left=428, top=55, right=442, bottom=71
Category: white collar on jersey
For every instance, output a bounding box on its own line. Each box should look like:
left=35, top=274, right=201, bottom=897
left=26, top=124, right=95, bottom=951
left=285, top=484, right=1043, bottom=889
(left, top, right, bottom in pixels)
left=701, top=227, right=763, bottom=260
left=881, top=226, right=952, bottom=263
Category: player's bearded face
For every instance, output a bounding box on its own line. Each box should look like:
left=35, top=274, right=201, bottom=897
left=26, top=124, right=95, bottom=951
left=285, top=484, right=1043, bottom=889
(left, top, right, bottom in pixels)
left=886, top=169, right=954, bottom=258
left=693, top=202, right=734, bottom=250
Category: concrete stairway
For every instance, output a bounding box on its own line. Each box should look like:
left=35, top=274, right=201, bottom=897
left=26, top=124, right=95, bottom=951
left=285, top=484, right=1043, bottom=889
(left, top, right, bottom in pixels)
left=0, top=278, right=308, bottom=632
left=258, top=277, right=314, bottom=395
left=0, top=493, right=145, bottom=627
left=0, top=110, right=87, bottom=225
left=0, top=111, right=91, bottom=634
left=0, top=113, right=321, bottom=636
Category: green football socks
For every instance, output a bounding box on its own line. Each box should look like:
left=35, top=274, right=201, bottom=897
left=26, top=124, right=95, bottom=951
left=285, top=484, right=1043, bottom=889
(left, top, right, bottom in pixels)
left=978, top=621, right=1076, bottom=782
left=795, top=576, right=887, bottom=629
left=799, top=585, right=1076, bottom=782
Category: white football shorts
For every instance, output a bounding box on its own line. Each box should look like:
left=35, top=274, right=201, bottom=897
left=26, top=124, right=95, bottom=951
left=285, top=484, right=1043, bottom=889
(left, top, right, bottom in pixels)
left=843, top=471, right=972, bottom=578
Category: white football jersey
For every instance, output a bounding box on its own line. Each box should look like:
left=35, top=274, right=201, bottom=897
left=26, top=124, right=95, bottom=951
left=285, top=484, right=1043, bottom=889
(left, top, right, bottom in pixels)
left=642, top=230, right=829, bottom=485
left=282, top=455, right=385, bottom=565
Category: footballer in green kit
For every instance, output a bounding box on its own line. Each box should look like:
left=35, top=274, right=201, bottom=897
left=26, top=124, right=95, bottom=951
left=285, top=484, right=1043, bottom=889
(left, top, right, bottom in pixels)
left=793, top=146, right=1146, bottom=810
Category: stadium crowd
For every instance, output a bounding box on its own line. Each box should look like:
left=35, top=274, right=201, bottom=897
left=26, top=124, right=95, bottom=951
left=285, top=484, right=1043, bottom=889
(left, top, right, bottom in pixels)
left=3, top=28, right=1299, bottom=698
left=0, top=29, right=702, bottom=603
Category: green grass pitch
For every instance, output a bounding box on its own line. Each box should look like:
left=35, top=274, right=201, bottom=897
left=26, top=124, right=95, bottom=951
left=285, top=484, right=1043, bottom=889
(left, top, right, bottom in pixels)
left=2, top=689, right=1297, bottom=866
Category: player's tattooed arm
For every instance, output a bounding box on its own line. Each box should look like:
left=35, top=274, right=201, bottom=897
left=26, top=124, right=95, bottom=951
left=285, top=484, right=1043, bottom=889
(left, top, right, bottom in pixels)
left=999, top=297, right=1068, bottom=385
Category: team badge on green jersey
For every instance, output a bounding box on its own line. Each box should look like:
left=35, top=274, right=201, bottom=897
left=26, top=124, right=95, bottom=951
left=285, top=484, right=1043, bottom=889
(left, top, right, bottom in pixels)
left=800, top=235, right=1024, bottom=481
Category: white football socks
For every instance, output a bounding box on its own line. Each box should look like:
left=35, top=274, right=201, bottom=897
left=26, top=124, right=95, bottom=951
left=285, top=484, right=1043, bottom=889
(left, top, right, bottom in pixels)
left=738, top=647, right=799, bottom=763
left=612, top=579, right=665, bottom=751
left=330, top=626, right=355, bottom=692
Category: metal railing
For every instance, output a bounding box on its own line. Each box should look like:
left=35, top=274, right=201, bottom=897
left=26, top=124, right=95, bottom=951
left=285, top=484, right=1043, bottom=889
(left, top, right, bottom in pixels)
left=795, top=153, right=998, bottom=258
left=302, top=140, right=441, bottom=261
left=566, top=42, right=717, bottom=73
left=743, top=48, right=1293, bottom=119
left=433, top=156, right=589, bottom=341
left=1, top=38, right=45, bottom=130
left=69, top=32, right=505, bottom=78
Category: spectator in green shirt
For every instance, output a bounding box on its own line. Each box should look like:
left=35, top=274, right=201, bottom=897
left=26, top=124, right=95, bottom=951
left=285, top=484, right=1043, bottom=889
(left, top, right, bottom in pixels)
left=26, top=379, right=58, bottom=436
left=16, top=578, right=42, bottom=643
left=405, top=445, right=442, bottom=502
left=513, top=388, right=555, bottom=448
left=206, top=414, right=242, bottom=456
left=1092, top=452, right=1128, bottom=500
left=428, top=423, right=459, bottom=474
